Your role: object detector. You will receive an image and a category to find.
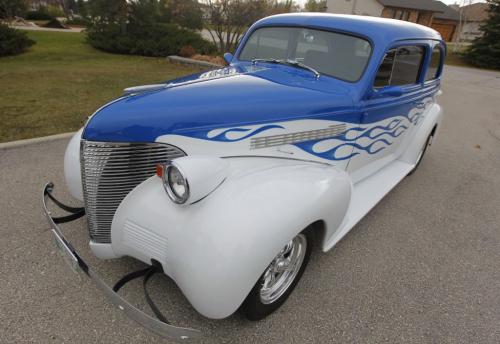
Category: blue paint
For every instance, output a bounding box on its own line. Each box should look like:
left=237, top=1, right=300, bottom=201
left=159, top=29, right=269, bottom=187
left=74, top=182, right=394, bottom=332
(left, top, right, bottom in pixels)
left=292, top=110, right=425, bottom=161
left=186, top=125, right=284, bottom=142
left=83, top=13, right=444, bottom=151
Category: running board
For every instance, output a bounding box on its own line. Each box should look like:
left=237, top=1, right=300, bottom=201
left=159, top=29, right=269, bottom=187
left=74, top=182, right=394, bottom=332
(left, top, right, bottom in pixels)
left=323, top=160, right=414, bottom=251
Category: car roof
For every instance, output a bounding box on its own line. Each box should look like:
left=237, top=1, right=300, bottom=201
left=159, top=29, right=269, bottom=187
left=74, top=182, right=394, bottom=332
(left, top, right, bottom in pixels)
left=254, top=13, right=442, bottom=43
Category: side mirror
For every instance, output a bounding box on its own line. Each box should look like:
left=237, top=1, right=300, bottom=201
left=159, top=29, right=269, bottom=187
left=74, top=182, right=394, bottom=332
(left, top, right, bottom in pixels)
left=371, top=85, right=404, bottom=99
left=223, top=52, right=233, bottom=64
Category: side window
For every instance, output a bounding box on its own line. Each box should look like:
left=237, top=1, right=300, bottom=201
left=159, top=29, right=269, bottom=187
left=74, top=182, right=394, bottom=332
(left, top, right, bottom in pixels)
left=374, top=45, right=424, bottom=87
left=374, top=49, right=396, bottom=87
left=425, top=46, right=442, bottom=81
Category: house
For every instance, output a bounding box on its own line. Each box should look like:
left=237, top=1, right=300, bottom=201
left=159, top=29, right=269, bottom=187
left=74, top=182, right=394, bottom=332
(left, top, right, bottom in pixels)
left=325, top=0, right=460, bottom=41
left=430, top=1, right=461, bottom=42
left=460, top=3, right=489, bottom=42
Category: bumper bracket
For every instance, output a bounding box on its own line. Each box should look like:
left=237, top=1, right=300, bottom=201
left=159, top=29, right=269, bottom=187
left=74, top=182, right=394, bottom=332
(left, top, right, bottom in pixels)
left=42, top=183, right=202, bottom=341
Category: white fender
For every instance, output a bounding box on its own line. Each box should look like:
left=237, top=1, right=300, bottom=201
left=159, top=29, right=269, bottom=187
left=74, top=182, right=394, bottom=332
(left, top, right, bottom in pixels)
left=64, top=128, right=84, bottom=201
left=110, top=157, right=351, bottom=319
left=400, top=102, right=443, bottom=165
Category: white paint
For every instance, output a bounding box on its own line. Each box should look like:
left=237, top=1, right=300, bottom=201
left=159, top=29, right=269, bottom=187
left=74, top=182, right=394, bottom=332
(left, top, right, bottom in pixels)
left=111, top=157, right=351, bottom=318
left=64, top=94, right=443, bottom=320
left=64, top=128, right=84, bottom=201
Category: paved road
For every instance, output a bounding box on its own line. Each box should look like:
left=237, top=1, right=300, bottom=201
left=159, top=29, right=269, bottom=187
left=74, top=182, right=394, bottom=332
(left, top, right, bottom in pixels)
left=1, top=65, right=499, bottom=344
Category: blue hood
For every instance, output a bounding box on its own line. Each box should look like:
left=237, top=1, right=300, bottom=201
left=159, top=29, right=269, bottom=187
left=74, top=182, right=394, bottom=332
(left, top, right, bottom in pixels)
left=83, top=64, right=355, bottom=143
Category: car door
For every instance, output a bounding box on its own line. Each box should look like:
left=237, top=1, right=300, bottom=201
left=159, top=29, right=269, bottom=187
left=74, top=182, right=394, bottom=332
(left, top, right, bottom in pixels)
left=347, top=43, right=428, bottom=181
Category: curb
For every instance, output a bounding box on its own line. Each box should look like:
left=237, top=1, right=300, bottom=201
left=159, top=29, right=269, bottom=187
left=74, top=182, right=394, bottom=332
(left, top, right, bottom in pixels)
left=0, top=132, right=75, bottom=150
left=168, top=55, right=223, bottom=68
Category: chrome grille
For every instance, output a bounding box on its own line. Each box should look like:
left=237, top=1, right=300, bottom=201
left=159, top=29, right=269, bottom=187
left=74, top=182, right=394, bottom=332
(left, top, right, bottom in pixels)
left=81, top=140, right=185, bottom=243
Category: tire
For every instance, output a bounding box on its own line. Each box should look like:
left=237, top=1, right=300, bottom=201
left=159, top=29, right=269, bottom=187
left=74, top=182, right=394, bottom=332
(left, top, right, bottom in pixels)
left=407, top=132, right=433, bottom=176
left=240, top=227, right=314, bottom=321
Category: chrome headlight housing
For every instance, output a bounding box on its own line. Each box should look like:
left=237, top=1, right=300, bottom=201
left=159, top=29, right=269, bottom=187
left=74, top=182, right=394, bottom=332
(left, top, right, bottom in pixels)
left=157, top=156, right=229, bottom=205
left=159, top=162, right=190, bottom=204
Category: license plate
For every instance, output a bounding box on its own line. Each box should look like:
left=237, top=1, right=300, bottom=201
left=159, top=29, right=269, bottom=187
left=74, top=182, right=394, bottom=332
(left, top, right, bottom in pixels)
left=52, top=228, right=80, bottom=274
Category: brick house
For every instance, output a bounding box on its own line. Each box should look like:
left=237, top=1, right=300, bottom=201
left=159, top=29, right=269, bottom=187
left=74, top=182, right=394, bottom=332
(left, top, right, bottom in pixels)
left=326, top=0, right=460, bottom=42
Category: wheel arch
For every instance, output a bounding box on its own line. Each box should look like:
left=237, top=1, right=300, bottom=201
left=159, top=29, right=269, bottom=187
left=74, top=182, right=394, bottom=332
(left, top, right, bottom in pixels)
left=111, top=156, right=352, bottom=319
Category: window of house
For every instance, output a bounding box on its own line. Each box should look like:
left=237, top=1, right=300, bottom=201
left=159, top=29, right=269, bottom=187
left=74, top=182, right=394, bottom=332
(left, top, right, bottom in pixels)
left=425, top=46, right=442, bottom=81
left=374, top=46, right=425, bottom=87
left=391, top=9, right=410, bottom=21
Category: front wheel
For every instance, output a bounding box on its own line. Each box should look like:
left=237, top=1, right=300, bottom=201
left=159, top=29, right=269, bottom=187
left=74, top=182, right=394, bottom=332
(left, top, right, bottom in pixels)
left=240, top=228, right=313, bottom=320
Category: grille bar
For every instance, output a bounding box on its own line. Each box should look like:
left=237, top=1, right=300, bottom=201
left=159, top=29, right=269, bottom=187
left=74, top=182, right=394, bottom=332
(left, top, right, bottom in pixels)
left=81, top=140, right=185, bottom=243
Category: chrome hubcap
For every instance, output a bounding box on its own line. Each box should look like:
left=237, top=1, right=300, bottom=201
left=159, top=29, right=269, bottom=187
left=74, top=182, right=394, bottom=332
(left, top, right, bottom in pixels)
left=259, top=234, right=307, bottom=304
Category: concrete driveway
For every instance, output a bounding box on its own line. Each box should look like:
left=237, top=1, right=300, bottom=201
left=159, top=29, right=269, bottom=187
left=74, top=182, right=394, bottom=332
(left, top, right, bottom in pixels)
left=1, top=65, right=499, bottom=343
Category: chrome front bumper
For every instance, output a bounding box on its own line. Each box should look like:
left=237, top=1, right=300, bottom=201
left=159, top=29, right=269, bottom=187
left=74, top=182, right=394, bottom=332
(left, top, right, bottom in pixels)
left=42, top=183, right=202, bottom=341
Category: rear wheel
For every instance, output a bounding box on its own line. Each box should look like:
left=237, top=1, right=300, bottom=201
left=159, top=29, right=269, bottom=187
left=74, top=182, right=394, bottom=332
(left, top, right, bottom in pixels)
left=240, top=228, right=313, bottom=320
left=408, top=132, right=433, bottom=175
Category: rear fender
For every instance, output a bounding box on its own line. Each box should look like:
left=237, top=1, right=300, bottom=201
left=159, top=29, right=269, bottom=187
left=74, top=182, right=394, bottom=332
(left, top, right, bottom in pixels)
left=111, top=157, right=351, bottom=318
left=400, top=102, right=443, bottom=165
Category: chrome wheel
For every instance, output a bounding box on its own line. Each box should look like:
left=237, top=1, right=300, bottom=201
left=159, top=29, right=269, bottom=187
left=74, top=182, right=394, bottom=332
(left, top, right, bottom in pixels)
left=259, top=234, right=307, bottom=304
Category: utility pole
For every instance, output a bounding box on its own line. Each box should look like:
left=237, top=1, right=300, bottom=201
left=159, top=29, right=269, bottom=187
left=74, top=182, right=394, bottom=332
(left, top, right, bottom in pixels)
left=351, top=0, right=358, bottom=14
left=454, top=0, right=472, bottom=53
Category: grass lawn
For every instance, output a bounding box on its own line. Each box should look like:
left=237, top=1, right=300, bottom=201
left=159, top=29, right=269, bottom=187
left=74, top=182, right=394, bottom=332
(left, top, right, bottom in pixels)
left=0, top=30, right=204, bottom=143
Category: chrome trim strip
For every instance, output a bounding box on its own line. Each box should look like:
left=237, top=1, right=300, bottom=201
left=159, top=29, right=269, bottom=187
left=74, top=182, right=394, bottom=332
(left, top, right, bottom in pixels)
left=42, top=183, right=202, bottom=341
left=249, top=124, right=346, bottom=149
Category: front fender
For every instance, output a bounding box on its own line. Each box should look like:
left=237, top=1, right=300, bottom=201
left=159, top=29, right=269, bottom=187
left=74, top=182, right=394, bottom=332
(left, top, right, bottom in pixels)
left=64, top=128, right=84, bottom=201
left=110, top=157, right=351, bottom=318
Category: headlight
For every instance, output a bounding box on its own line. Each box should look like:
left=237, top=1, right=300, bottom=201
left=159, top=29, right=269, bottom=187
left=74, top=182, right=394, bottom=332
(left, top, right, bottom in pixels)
left=157, top=156, right=229, bottom=205
left=159, top=162, right=190, bottom=204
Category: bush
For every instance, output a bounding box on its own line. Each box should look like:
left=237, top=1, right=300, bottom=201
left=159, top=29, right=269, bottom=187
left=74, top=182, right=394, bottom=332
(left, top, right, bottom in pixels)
left=25, top=6, right=53, bottom=21
left=179, top=45, right=196, bottom=57
left=44, top=18, right=68, bottom=29
left=46, top=5, right=65, bottom=18
left=0, top=23, right=35, bottom=57
left=65, top=17, right=90, bottom=27
left=87, top=23, right=217, bottom=57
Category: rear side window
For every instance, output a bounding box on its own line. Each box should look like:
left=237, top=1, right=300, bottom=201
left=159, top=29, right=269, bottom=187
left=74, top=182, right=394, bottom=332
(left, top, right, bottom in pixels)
left=374, top=45, right=425, bottom=87
left=425, top=46, right=442, bottom=81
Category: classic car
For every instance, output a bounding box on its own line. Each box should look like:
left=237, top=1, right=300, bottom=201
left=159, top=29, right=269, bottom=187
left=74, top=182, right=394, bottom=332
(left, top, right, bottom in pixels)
left=43, top=13, right=445, bottom=341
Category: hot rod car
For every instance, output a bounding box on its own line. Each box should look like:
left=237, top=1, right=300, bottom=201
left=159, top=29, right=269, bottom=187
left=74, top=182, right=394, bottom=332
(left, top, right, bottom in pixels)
left=43, top=13, right=445, bottom=340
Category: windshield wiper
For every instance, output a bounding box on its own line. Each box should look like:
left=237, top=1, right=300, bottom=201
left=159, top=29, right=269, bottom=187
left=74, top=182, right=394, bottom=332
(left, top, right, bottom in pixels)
left=252, top=58, right=320, bottom=78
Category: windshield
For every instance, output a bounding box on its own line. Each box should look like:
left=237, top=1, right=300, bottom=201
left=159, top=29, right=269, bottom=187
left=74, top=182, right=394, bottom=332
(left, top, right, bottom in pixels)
left=238, top=27, right=372, bottom=82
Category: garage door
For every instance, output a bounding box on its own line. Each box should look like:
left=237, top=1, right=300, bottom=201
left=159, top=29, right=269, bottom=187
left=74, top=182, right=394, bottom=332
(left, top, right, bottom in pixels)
left=431, top=23, right=456, bottom=42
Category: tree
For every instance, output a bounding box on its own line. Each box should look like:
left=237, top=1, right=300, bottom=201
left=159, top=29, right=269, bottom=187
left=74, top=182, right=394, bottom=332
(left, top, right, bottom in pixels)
left=0, top=0, right=27, bottom=20
left=205, top=0, right=296, bottom=53
left=87, top=0, right=128, bottom=33
left=76, top=0, right=88, bottom=17
left=304, top=0, right=326, bottom=12
left=160, top=0, right=203, bottom=30
left=463, top=0, right=500, bottom=69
